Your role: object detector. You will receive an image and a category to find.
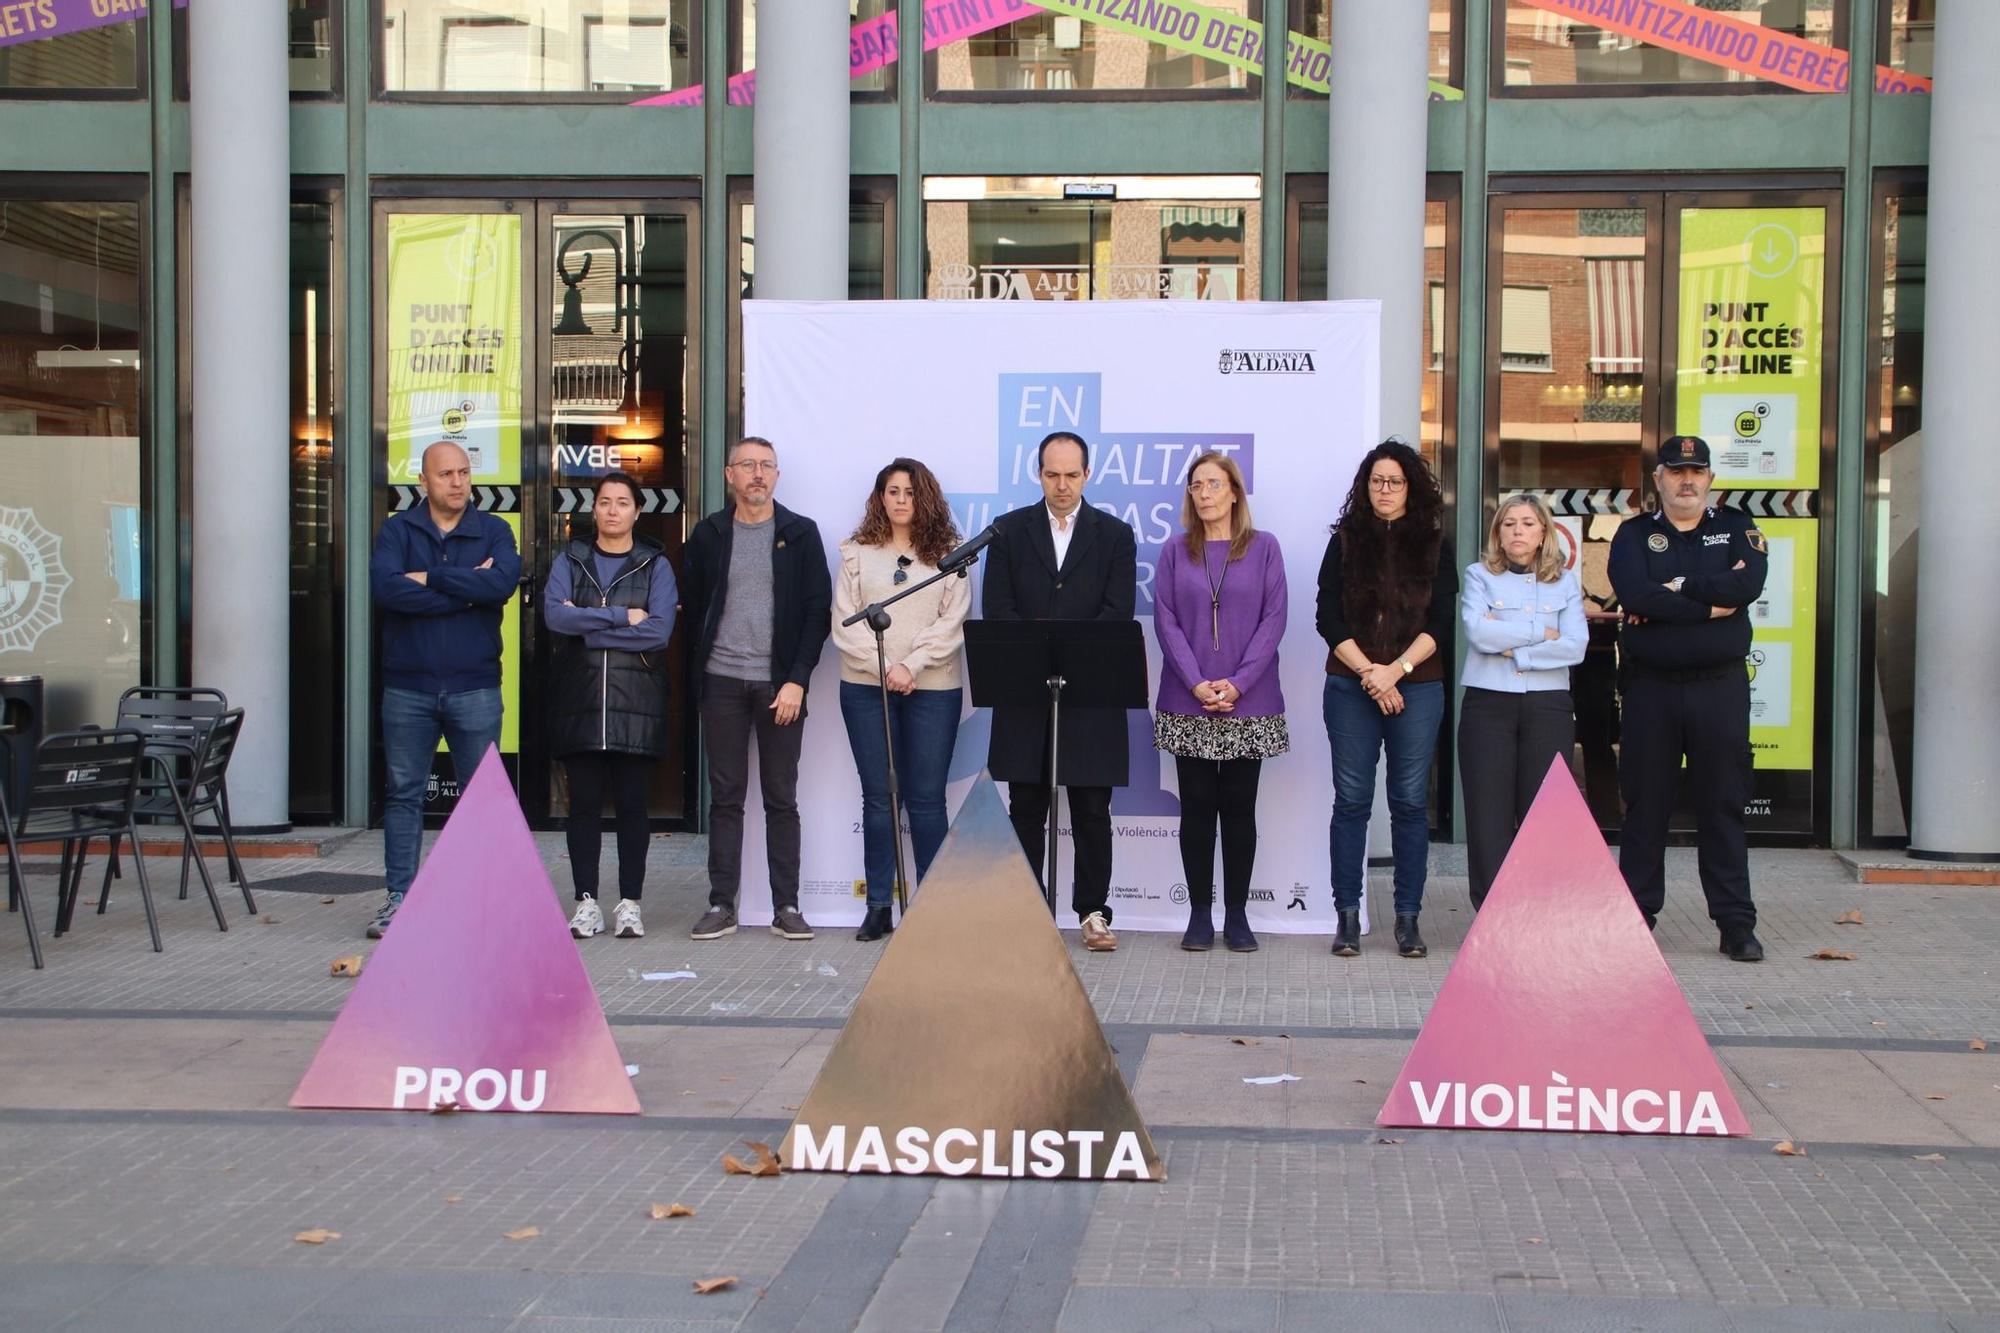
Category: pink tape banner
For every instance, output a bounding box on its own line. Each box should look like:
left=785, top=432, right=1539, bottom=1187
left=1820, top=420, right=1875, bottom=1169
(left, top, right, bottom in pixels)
left=0, top=0, right=180, bottom=50
left=1518, top=0, right=1930, bottom=95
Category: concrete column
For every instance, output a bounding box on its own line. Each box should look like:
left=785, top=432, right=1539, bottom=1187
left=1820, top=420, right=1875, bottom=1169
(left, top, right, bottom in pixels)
left=752, top=0, right=849, bottom=299
left=1327, top=0, right=1430, bottom=866
left=1909, top=0, right=2000, bottom=858
left=1326, top=0, right=1429, bottom=443
left=189, top=3, right=290, bottom=828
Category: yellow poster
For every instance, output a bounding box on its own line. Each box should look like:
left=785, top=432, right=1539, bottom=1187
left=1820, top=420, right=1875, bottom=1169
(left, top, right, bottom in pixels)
left=1745, top=516, right=1815, bottom=771
left=1675, top=207, right=1825, bottom=490
left=383, top=213, right=524, bottom=757
left=385, top=213, right=523, bottom=485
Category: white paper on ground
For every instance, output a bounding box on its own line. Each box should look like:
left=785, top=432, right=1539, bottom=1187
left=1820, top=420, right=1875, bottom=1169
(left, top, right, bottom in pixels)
left=1243, top=1074, right=1302, bottom=1086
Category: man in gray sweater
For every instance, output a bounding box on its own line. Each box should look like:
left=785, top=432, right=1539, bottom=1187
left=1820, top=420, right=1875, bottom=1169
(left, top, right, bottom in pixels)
left=680, top=437, right=832, bottom=941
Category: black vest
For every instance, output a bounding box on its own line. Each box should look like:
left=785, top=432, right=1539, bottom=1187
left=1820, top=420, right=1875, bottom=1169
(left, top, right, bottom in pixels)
left=548, top=539, right=671, bottom=758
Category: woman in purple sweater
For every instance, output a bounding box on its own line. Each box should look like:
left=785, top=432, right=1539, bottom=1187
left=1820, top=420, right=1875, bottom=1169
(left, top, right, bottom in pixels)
left=1153, top=451, right=1289, bottom=953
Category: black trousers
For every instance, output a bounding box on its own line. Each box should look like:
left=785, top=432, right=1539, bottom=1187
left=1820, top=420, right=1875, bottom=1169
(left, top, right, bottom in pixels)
left=702, top=673, right=806, bottom=912
left=563, top=751, right=652, bottom=901
left=1458, top=687, right=1575, bottom=907
left=1007, top=783, right=1113, bottom=925
left=1174, top=755, right=1263, bottom=911
left=1617, top=666, right=1756, bottom=934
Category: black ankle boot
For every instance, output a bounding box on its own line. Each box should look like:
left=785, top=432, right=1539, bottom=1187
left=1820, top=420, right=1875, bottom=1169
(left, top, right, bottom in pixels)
left=1222, top=905, right=1258, bottom=953
left=1180, top=901, right=1215, bottom=951
left=854, top=905, right=894, bottom=942
left=1331, top=908, right=1361, bottom=957
left=1394, top=913, right=1427, bottom=958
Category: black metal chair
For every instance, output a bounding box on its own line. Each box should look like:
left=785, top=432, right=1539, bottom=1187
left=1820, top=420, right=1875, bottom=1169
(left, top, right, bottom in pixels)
left=22, top=729, right=161, bottom=954
left=106, top=686, right=251, bottom=898
left=0, top=743, right=42, bottom=969
left=149, top=708, right=254, bottom=919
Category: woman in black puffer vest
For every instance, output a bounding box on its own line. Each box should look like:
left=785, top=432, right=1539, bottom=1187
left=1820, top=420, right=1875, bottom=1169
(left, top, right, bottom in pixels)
left=543, top=471, right=678, bottom=940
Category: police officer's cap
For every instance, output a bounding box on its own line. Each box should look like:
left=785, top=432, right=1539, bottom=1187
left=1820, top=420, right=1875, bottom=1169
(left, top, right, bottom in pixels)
left=1657, top=435, right=1712, bottom=470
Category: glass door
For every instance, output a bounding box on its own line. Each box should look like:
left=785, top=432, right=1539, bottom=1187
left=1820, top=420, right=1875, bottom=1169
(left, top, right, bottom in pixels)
left=521, top=200, right=700, bottom=830
left=1485, top=187, right=1835, bottom=841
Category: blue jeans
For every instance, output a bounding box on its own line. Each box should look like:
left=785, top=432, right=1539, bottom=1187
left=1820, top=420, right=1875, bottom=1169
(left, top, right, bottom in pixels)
left=1324, top=675, right=1444, bottom=916
left=382, top=686, right=504, bottom=895
left=839, top=681, right=961, bottom=909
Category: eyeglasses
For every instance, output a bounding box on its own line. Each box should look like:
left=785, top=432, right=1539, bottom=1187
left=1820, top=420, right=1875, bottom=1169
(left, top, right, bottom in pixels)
left=728, top=459, right=778, bottom=475
left=1369, top=475, right=1408, bottom=492
left=1187, top=478, right=1229, bottom=496
left=893, top=554, right=913, bottom=585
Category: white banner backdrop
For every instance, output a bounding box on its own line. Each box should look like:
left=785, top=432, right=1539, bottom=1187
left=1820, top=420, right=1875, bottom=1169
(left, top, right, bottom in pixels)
left=737, top=299, right=1379, bottom=936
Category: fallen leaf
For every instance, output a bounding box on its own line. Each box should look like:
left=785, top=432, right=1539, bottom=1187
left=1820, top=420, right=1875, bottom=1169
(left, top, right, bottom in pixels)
left=1926, top=1093, right=1949, bottom=1101
left=1230, top=1037, right=1257, bottom=1046
left=1835, top=909, right=1865, bottom=925
left=430, top=1100, right=459, bottom=1115
left=722, top=1154, right=754, bottom=1176
left=650, top=1202, right=695, bottom=1220
left=503, top=1226, right=540, bottom=1242
left=693, top=1276, right=739, bottom=1295
left=1972, top=1038, right=1989, bottom=1052
left=1525, top=1236, right=1545, bottom=1245
left=743, top=1140, right=783, bottom=1177
left=1808, top=949, right=1856, bottom=962
left=293, top=1228, right=340, bottom=1245
left=1773, top=1140, right=1807, bottom=1157
left=1912, top=1152, right=1946, bottom=1162
left=443, top=1195, right=461, bottom=1205
left=1374, top=1136, right=1404, bottom=1145
left=329, top=954, right=364, bottom=978
left=1872, top=1021, right=1888, bottom=1028
left=320, top=896, right=337, bottom=905
left=260, top=915, right=280, bottom=925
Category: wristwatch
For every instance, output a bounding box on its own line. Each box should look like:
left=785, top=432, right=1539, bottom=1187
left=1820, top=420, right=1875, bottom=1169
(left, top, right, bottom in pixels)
left=1399, top=658, right=1414, bottom=675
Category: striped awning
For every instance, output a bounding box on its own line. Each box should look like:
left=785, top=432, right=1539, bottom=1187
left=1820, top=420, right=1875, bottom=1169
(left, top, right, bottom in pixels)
left=1586, top=258, right=1645, bottom=373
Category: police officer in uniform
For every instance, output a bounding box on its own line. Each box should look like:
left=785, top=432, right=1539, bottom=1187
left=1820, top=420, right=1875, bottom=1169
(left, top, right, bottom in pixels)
left=1608, top=435, right=1769, bottom=962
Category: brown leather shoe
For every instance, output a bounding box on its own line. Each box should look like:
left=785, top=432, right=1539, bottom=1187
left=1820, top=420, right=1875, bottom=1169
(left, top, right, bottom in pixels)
left=1080, top=911, right=1118, bottom=952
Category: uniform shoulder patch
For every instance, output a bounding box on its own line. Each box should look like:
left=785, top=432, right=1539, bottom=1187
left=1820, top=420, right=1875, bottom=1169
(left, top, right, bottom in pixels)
left=1745, top=528, right=1767, bottom=554
left=1647, top=532, right=1670, bottom=553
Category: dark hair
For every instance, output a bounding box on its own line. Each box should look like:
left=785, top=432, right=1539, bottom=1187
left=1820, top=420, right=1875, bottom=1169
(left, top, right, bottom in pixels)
left=1035, top=431, right=1089, bottom=473
left=1333, top=440, right=1445, bottom=658
left=850, top=457, right=961, bottom=568
left=592, top=470, right=641, bottom=507
left=1335, top=439, right=1442, bottom=538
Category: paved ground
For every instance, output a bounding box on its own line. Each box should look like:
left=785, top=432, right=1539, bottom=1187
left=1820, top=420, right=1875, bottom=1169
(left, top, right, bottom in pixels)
left=3, top=827, right=1999, bottom=1331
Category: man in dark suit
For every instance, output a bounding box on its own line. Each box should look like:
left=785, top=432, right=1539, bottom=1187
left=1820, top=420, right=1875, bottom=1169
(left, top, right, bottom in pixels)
left=982, top=431, right=1138, bottom=951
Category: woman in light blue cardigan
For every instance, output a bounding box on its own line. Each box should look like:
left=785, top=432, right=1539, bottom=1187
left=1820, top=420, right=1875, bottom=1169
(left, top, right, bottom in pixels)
left=1458, top=494, right=1587, bottom=907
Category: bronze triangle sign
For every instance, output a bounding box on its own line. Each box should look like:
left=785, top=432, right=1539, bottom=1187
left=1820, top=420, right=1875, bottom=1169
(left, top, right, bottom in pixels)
left=1377, top=758, right=1748, bottom=1136
left=780, top=777, right=1163, bottom=1180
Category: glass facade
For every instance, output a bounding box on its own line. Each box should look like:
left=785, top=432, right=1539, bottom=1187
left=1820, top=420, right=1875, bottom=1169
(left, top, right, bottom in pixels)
left=1864, top=176, right=1923, bottom=842
left=1499, top=1, right=1840, bottom=91
left=0, top=197, right=145, bottom=728
left=0, top=12, right=141, bottom=93
left=0, top=1, right=1943, bottom=844
left=932, top=2, right=1261, bottom=95
left=380, top=1, right=696, bottom=94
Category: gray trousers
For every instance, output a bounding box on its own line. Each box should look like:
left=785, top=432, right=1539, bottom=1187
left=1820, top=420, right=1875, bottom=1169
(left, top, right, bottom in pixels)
left=702, top=673, right=806, bottom=912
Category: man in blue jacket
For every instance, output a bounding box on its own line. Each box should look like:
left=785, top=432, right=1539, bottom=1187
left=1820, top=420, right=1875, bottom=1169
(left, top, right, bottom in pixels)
left=366, top=440, right=522, bottom=938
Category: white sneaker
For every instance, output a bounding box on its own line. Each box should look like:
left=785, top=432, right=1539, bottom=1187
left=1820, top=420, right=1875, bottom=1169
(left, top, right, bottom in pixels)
left=613, top=898, right=644, bottom=939
left=569, top=895, right=605, bottom=939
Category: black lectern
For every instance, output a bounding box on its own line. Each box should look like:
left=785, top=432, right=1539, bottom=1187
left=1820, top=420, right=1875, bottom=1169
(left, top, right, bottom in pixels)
left=963, top=619, right=1149, bottom=915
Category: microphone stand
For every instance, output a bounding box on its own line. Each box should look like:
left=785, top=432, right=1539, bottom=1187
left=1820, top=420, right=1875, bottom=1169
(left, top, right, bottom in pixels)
left=839, top=556, right=976, bottom=915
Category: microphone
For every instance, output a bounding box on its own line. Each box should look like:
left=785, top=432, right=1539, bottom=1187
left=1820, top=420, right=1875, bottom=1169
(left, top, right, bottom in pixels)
left=938, top=524, right=997, bottom=572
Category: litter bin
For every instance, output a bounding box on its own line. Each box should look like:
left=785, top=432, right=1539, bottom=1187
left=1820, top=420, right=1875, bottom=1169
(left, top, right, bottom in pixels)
left=0, top=674, right=42, bottom=819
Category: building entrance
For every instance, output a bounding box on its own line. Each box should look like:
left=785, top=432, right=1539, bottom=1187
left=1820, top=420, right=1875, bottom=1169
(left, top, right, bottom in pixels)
left=1485, top=186, right=1836, bottom=840
left=374, top=195, right=700, bottom=831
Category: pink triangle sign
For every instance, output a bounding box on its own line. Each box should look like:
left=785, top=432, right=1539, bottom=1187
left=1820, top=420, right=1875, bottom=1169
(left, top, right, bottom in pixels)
left=291, top=745, right=639, bottom=1115
left=1377, top=758, right=1747, bottom=1137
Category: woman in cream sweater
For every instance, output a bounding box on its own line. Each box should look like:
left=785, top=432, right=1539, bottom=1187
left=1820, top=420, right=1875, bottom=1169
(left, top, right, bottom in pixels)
left=830, top=458, right=971, bottom=941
